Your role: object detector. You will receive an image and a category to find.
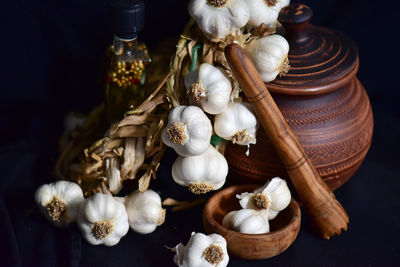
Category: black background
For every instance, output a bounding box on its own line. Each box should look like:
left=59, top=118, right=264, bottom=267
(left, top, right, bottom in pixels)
left=1, top=0, right=399, bottom=266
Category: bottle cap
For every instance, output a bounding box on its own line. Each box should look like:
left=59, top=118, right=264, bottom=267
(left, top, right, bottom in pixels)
left=109, top=0, right=145, bottom=39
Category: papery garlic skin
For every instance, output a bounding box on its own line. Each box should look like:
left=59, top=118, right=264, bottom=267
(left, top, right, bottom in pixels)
left=188, top=0, right=250, bottom=39
left=245, top=34, right=290, bottom=82
left=246, top=0, right=290, bottom=27
left=214, top=102, right=257, bottom=146
left=106, top=157, right=122, bottom=194
left=77, top=193, right=129, bottom=246
left=237, top=177, right=291, bottom=220
left=162, top=105, right=212, bottom=157
left=125, top=189, right=165, bottom=234
left=174, top=232, right=229, bottom=267
left=35, top=180, right=84, bottom=227
left=223, top=209, right=270, bottom=234
left=172, top=145, right=228, bottom=194
left=185, top=63, right=232, bottom=115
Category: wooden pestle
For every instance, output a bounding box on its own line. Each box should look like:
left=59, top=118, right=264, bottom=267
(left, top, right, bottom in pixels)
left=225, top=43, right=349, bottom=239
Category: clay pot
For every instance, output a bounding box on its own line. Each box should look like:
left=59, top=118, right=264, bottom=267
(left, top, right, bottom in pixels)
left=225, top=4, right=374, bottom=190
left=203, top=184, right=301, bottom=260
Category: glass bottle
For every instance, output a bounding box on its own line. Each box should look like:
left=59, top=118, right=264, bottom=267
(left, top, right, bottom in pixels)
left=104, top=0, right=151, bottom=122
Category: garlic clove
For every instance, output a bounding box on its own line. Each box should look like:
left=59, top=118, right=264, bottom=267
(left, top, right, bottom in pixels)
left=238, top=213, right=269, bottom=234
left=245, top=34, right=290, bottom=82
left=162, top=105, right=212, bottom=157
left=236, top=192, right=257, bottom=210
left=214, top=102, right=258, bottom=146
left=225, top=209, right=270, bottom=234
left=172, top=145, right=228, bottom=194
left=188, top=0, right=250, bottom=39
left=125, top=189, right=165, bottom=234
left=246, top=0, right=284, bottom=27
left=77, top=193, right=129, bottom=246
left=236, top=177, right=291, bottom=220
left=174, top=232, right=229, bottom=267
left=34, top=180, right=84, bottom=227
left=185, top=63, right=232, bottom=115
left=222, top=210, right=237, bottom=229
left=173, top=243, right=185, bottom=266
left=263, top=177, right=291, bottom=212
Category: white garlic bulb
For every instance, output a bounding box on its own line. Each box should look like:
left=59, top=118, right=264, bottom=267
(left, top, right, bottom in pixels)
left=185, top=63, right=232, bottom=115
left=246, top=0, right=290, bottom=27
left=280, top=0, right=290, bottom=8
left=77, top=193, right=129, bottom=246
left=35, top=180, right=84, bottom=227
left=222, top=209, right=270, bottom=234
left=237, top=177, right=291, bottom=220
left=162, top=105, right=212, bottom=157
left=172, top=145, right=228, bottom=194
left=188, top=0, right=250, bottom=39
left=174, top=232, right=229, bottom=267
left=245, top=34, right=290, bottom=82
left=214, top=102, right=257, bottom=146
left=125, top=189, right=166, bottom=234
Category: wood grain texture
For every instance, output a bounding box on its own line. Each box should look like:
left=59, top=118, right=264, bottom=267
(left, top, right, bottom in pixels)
left=225, top=43, right=348, bottom=239
left=203, top=185, right=301, bottom=260
left=225, top=4, right=373, bottom=191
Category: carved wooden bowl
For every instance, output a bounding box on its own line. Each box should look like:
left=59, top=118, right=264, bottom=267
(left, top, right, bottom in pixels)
left=225, top=4, right=374, bottom=190
left=203, top=184, right=301, bottom=260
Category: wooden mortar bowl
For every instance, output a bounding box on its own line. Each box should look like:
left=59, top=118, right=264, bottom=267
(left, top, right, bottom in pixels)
left=203, top=184, right=301, bottom=260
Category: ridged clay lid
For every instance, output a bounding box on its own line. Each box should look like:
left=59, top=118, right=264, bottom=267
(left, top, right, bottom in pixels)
left=267, top=4, right=359, bottom=95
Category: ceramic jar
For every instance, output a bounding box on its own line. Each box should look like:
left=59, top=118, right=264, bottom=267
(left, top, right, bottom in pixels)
left=225, top=4, right=374, bottom=190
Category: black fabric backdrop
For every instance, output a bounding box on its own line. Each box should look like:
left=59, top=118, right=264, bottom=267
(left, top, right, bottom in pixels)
left=1, top=0, right=399, bottom=266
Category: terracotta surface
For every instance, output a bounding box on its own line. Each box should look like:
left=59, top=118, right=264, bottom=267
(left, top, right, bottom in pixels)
left=225, top=4, right=374, bottom=191
left=203, top=185, right=301, bottom=260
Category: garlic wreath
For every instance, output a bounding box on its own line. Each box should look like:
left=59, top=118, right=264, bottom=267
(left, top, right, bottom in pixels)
left=172, top=145, right=228, bottom=194
left=77, top=193, right=129, bottom=246
left=174, top=232, right=229, bottom=267
left=162, top=105, right=212, bottom=157
left=245, top=34, right=290, bottom=83
left=188, top=0, right=250, bottom=39
left=125, top=189, right=165, bottom=234
left=214, top=102, right=257, bottom=146
left=246, top=0, right=290, bottom=27
left=223, top=209, right=270, bottom=234
left=237, top=177, right=291, bottom=220
left=185, top=63, right=232, bottom=115
left=35, top=180, right=84, bottom=227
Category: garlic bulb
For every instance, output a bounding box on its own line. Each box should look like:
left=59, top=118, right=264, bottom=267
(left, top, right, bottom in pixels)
left=223, top=209, right=270, bottom=234
left=214, top=102, right=257, bottom=146
left=172, top=145, right=228, bottom=194
left=245, top=34, right=290, bottom=82
left=174, top=232, right=229, bottom=267
left=185, top=63, right=232, bottom=115
left=188, top=0, right=250, bottom=39
left=35, top=180, right=84, bottom=227
left=162, top=105, right=212, bottom=157
left=125, top=189, right=166, bottom=234
left=246, top=0, right=290, bottom=27
left=237, top=177, right=291, bottom=220
left=77, top=193, right=129, bottom=246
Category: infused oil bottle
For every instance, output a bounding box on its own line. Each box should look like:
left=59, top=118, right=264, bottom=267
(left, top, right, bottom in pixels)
left=104, top=0, right=151, bottom=122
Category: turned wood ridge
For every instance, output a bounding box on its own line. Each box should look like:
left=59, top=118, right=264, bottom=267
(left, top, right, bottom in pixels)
left=225, top=43, right=349, bottom=239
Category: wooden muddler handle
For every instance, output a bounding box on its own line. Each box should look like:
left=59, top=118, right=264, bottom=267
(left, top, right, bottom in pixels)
left=225, top=43, right=349, bottom=239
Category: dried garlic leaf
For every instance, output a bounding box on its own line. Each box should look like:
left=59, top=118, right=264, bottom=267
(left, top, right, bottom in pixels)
left=138, top=171, right=151, bottom=192
left=113, top=125, right=148, bottom=138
